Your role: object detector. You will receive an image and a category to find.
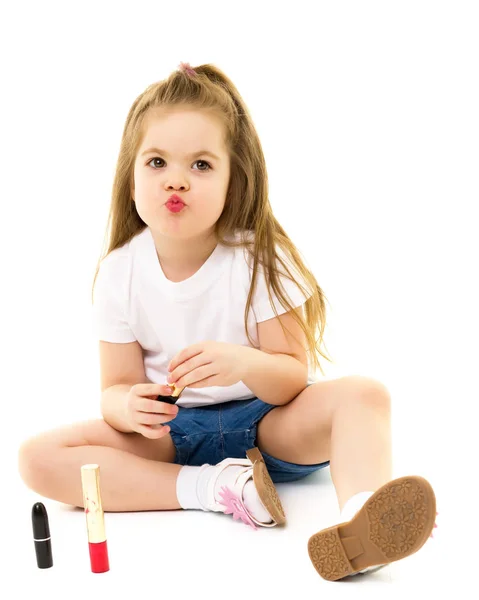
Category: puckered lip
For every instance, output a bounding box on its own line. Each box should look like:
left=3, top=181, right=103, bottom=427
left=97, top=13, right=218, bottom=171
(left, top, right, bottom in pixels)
left=166, top=194, right=186, bottom=205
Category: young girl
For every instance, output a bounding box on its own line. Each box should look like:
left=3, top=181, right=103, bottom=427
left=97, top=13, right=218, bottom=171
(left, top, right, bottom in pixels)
left=18, top=62, right=437, bottom=581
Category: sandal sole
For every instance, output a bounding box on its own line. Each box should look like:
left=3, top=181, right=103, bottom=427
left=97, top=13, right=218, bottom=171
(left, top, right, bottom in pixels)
left=307, top=475, right=436, bottom=581
left=246, top=447, right=286, bottom=526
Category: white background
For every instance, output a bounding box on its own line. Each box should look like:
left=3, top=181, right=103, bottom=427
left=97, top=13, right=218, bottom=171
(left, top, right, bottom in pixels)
left=1, top=0, right=477, bottom=596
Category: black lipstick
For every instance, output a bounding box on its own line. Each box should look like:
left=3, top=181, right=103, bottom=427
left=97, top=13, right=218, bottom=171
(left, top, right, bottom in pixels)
left=32, top=502, right=53, bottom=568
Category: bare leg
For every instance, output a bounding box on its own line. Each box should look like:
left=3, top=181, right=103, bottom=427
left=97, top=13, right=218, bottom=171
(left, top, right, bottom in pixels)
left=256, top=376, right=434, bottom=581
left=330, top=385, right=392, bottom=510
left=18, top=419, right=182, bottom=512
left=256, top=375, right=393, bottom=509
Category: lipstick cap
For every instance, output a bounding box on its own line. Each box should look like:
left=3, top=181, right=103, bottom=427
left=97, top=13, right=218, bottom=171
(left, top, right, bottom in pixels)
left=81, top=464, right=106, bottom=543
left=32, top=502, right=53, bottom=568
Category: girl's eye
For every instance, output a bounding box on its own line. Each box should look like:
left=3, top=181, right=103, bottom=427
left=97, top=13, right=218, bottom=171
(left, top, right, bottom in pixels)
left=148, top=158, right=211, bottom=171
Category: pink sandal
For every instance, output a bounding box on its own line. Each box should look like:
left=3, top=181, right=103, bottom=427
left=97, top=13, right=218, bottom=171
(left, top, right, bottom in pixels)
left=203, top=447, right=286, bottom=530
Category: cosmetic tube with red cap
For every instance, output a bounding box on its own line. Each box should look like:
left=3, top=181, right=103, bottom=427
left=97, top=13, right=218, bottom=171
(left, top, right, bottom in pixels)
left=80, top=464, right=110, bottom=573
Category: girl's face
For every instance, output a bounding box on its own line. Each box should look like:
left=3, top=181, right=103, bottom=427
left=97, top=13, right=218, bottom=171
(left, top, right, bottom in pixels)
left=132, top=108, right=231, bottom=238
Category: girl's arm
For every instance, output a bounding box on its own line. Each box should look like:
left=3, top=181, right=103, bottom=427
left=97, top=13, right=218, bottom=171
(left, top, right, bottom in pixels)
left=101, top=384, right=135, bottom=432
left=241, top=347, right=308, bottom=406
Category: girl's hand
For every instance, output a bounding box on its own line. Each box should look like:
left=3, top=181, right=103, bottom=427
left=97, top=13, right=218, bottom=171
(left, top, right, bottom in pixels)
left=167, top=341, right=250, bottom=389
left=125, top=383, right=179, bottom=439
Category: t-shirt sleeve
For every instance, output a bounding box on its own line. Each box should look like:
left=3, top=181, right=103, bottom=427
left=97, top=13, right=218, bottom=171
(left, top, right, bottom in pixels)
left=251, top=245, right=314, bottom=323
left=91, top=255, right=137, bottom=343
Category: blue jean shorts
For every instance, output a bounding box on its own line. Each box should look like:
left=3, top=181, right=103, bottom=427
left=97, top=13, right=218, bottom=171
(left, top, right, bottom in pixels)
left=167, top=392, right=330, bottom=483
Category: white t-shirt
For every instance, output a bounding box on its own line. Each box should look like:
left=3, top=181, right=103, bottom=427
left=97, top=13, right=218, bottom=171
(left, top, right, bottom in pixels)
left=92, top=226, right=318, bottom=407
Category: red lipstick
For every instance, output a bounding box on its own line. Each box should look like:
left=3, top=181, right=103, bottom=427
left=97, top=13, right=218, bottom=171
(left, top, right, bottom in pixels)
left=81, top=464, right=110, bottom=573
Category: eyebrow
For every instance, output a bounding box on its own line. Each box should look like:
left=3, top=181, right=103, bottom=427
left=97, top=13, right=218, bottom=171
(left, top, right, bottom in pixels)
left=140, top=147, right=221, bottom=161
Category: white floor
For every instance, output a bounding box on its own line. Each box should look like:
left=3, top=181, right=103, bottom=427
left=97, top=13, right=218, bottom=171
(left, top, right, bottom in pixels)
left=5, top=367, right=474, bottom=598
left=6, top=440, right=465, bottom=599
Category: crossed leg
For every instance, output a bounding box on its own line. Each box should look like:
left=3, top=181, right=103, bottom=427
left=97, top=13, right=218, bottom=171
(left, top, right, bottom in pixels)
left=18, top=419, right=182, bottom=511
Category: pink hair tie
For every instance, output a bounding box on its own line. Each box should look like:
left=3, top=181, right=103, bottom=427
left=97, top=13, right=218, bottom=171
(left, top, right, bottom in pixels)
left=179, top=62, right=196, bottom=76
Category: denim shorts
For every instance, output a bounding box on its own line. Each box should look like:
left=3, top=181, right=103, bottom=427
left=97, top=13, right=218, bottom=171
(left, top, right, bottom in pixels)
left=167, top=393, right=330, bottom=483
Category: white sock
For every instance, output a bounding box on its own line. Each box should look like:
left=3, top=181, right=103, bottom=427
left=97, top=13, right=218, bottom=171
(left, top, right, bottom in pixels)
left=340, top=491, right=374, bottom=522
left=175, top=465, right=209, bottom=510
left=340, top=491, right=387, bottom=576
left=176, top=464, right=272, bottom=523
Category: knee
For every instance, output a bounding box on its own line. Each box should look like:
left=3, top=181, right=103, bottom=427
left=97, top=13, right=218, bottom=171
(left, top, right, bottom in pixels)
left=18, top=435, right=56, bottom=492
left=348, top=375, right=392, bottom=414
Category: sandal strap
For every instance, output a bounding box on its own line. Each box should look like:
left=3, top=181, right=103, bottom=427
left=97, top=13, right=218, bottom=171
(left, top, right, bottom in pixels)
left=234, top=468, right=277, bottom=527
left=204, top=456, right=278, bottom=528
left=205, top=458, right=253, bottom=512
left=213, top=463, right=277, bottom=528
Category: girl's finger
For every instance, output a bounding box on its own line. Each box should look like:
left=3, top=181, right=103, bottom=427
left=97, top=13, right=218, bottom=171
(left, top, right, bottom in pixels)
left=136, top=411, right=176, bottom=426
left=134, top=383, right=174, bottom=397
left=136, top=424, right=170, bottom=439
left=170, top=357, right=213, bottom=385
left=137, top=397, right=179, bottom=414
left=181, top=374, right=219, bottom=389
left=180, top=364, right=218, bottom=388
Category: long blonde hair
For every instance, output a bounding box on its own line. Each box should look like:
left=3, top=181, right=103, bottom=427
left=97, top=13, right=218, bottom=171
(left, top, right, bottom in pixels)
left=92, top=63, right=333, bottom=376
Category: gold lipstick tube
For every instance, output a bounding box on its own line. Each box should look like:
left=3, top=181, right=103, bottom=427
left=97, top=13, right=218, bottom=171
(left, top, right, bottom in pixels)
left=157, top=383, right=185, bottom=405
left=81, top=464, right=106, bottom=543
left=170, top=384, right=184, bottom=399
